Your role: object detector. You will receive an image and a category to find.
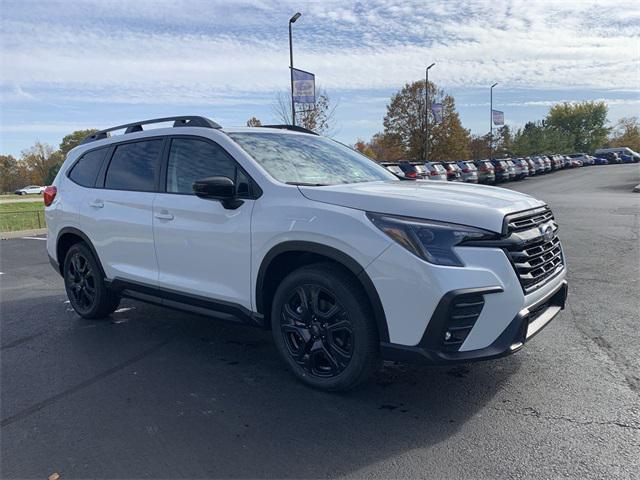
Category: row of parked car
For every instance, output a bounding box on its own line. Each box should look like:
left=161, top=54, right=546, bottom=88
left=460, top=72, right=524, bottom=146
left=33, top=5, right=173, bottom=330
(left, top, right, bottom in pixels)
left=381, top=150, right=639, bottom=184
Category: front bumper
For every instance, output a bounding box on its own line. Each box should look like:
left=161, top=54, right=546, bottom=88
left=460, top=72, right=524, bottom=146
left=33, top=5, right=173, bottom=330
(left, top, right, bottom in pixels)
left=380, top=280, right=568, bottom=364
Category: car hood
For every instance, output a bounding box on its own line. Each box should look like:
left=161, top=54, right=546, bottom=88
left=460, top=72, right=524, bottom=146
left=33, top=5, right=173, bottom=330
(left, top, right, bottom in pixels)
left=298, top=181, right=545, bottom=233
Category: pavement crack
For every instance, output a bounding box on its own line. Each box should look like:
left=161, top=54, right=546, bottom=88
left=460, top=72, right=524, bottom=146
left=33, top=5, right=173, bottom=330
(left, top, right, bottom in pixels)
left=493, top=405, right=640, bottom=431
left=0, top=338, right=171, bottom=428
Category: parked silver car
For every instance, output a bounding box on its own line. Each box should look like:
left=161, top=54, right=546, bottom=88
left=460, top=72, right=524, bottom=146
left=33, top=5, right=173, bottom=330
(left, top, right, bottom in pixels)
left=424, top=161, right=448, bottom=181
left=455, top=161, right=479, bottom=183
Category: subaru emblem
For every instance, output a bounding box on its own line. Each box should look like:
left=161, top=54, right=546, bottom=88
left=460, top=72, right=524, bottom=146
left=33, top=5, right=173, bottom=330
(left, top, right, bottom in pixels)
left=540, top=225, right=554, bottom=242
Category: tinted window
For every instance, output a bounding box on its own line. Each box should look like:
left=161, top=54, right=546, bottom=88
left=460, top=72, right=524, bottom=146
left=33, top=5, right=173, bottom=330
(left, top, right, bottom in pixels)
left=167, top=138, right=236, bottom=194
left=69, top=148, right=108, bottom=187
left=105, top=140, right=163, bottom=191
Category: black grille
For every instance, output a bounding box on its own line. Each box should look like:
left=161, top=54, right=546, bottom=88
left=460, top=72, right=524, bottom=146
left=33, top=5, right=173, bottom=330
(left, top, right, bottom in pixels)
left=506, top=206, right=554, bottom=232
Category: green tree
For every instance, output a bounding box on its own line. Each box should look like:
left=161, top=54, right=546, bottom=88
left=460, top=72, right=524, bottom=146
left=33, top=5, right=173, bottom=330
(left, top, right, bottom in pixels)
left=510, top=122, right=573, bottom=156
left=59, top=129, right=98, bottom=157
left=608, top=116, right=640, bottom=151
left=493, top=125, right=513, bottom=157
left=545, top=101, right=609, bottom=153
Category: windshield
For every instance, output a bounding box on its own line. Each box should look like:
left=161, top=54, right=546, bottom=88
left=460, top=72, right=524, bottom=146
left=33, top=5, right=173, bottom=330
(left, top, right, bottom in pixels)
left=228, top=132, right=397, bottom=185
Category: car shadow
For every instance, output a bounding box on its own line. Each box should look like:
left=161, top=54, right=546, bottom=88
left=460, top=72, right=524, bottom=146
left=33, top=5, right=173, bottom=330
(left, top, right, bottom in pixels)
left=1, top=295, right=522, bottom=479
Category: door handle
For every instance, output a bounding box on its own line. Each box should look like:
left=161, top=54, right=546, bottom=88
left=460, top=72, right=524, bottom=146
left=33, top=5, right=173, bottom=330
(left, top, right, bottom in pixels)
left=89, top=200, right=104, bottom=208
left=154, top=210, right=174, bottom=221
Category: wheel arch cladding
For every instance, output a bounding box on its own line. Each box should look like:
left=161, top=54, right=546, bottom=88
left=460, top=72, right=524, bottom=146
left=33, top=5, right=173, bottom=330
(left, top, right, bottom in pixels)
left=56, top=227, right=106, bottom=279
left=256, top=241, right=389, bottom=342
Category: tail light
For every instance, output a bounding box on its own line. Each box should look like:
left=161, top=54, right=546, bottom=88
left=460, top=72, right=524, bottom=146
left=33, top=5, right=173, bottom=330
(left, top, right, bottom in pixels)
left=429, top=170, right=439, bottom=176
left=43, top=186, right=57, bottom=207
left=462, top=168, right=470, bottom=173
left=406, top=171, right=417, bottom=178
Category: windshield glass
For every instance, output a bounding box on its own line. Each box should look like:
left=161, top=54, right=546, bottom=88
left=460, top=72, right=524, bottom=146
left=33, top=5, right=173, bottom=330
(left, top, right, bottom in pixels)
left=228, top=132, right=397, bottom=185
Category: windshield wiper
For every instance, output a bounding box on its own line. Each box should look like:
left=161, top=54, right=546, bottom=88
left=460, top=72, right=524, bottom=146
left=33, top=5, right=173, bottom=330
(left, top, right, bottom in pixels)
left=286, top=182, right=329, bottom=186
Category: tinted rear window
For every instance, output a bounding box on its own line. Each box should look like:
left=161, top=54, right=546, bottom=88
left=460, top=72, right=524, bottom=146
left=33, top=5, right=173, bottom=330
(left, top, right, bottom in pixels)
left=69, top=147, right=108, bottom=187
left=105, top=140, right=163, bottom=192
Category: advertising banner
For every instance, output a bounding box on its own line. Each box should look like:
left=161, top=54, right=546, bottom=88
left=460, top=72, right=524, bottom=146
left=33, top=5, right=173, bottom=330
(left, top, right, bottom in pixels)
left=292, top=68, right=315, bottom=104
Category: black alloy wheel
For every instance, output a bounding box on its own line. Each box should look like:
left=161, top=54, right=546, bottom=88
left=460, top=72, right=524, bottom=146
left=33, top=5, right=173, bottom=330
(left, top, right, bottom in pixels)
left=63, top=243, right=120, bottom=319
left=271, top=263, right=379, bottom=391
left=280, top=284, right=353, bottom=378
left=67, top=250, right=97, bottom=312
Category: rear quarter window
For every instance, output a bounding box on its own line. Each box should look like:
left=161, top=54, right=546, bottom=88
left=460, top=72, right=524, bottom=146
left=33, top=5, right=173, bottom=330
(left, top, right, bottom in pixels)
left=68, top=147, right=109, bottom=187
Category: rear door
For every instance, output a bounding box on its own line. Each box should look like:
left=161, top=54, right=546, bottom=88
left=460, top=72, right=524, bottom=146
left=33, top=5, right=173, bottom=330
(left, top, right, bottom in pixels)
left=152, top=136, right=255, bottom=309
left=80, top=138, right=163, bottom=284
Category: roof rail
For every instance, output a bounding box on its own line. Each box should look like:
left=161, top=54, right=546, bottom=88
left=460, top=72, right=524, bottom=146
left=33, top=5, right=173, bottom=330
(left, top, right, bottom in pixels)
left=80, top=116, right=222, bottom=145
left=260, top=124, right=318, bottom=135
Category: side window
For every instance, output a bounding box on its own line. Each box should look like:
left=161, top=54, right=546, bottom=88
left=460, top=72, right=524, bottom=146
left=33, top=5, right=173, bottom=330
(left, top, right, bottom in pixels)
left=166, top=138, right=237, bottom=194
left=105, top=139, right=163, bottom=192
left=69, top=147, right=108, bottom=187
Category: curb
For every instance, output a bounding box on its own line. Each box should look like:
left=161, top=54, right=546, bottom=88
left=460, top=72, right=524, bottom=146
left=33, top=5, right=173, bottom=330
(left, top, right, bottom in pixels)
left=1, top=228, right=47, bottom=240
left=634, top=184, right=640, bottom=193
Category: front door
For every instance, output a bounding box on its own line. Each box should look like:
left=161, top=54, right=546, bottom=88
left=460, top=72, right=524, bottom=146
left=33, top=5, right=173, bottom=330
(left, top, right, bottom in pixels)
left=152, top=136, right=254, bottom=310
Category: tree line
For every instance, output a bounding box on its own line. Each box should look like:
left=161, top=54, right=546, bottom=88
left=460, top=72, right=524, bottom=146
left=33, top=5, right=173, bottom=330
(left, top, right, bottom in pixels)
left=1, top=129, right=96, bottom=193
left=2, top=87, right=639, bottom=192
left=351, top=80, right=640, bottom=162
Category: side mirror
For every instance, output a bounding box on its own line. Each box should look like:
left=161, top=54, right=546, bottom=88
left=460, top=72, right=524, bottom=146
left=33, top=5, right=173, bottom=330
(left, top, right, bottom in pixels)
left=192, top=176, right=243, bottom=209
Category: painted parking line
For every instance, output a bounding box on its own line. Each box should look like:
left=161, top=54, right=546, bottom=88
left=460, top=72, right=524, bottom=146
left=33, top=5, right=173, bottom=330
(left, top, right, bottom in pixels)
left=21, top=237, right=47, bottom=241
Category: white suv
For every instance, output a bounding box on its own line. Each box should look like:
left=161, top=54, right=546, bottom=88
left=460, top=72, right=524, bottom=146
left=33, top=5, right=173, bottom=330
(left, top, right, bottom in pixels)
left=45, top=116, right=568, bottom=391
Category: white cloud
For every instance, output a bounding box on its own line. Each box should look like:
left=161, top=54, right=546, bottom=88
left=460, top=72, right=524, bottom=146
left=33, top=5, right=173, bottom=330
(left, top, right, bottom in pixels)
left=1, top=0, right=638, bottom=106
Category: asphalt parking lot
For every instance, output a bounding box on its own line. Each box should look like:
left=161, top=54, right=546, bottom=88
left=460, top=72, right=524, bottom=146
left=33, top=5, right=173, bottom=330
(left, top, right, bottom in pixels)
left=1, top=165, right=639, bottom=479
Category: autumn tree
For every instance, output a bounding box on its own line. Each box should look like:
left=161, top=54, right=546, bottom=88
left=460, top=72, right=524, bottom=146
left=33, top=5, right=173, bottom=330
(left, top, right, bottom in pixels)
left=382, top=80, right=469, bottom=161
left=546, top=101, right=609, bottom=153
left=468, top=134, right=491, bottom=160
left=0, top=155, right=22, bottom=192
left=429, top=94, right=471, bottom=160
left=608, top=116, right=640, bottom=151
left=246, top=117, right=262, bottom=127
left=18, top=142, right=61, bottom=185
left=272, top=88, right=337, bottom=135
left=354, top=133, right=404, bottom=161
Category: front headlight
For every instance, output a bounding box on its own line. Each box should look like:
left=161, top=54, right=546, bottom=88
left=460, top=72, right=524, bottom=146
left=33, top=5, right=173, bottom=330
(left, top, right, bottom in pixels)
left=367, top=212, right=497, bottom=267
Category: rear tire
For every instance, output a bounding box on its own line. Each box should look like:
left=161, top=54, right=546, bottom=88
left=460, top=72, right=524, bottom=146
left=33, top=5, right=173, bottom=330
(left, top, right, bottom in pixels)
left=63, top=243, right=120, bottom=319
left=271, top=263, right=380, bottom=391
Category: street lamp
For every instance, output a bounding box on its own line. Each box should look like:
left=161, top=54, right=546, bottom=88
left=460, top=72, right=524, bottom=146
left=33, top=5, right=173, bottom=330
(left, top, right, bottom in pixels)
left=425, top=63, right=436, bottom=163
left=289, top=12, right=302, bottom=126
left=490, top=82, right=498, bottom=160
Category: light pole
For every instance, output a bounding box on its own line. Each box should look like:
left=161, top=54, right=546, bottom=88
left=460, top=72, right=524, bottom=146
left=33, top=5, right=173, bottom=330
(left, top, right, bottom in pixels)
left=425, top=63, right=436, bottom=163
left=490, top=82, right=498, bottom=160
left=289, top=12, right=302, bottom=126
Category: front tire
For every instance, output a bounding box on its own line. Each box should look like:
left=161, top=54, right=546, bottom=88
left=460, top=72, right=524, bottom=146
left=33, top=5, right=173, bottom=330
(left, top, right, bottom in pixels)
left=63, top=243, right=120, bottom=319
left=271, top=263, right=380, bottom=391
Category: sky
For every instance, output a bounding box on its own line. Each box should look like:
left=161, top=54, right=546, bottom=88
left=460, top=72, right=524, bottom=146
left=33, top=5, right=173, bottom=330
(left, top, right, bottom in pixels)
left=1, top=0, right=639, bottom=156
